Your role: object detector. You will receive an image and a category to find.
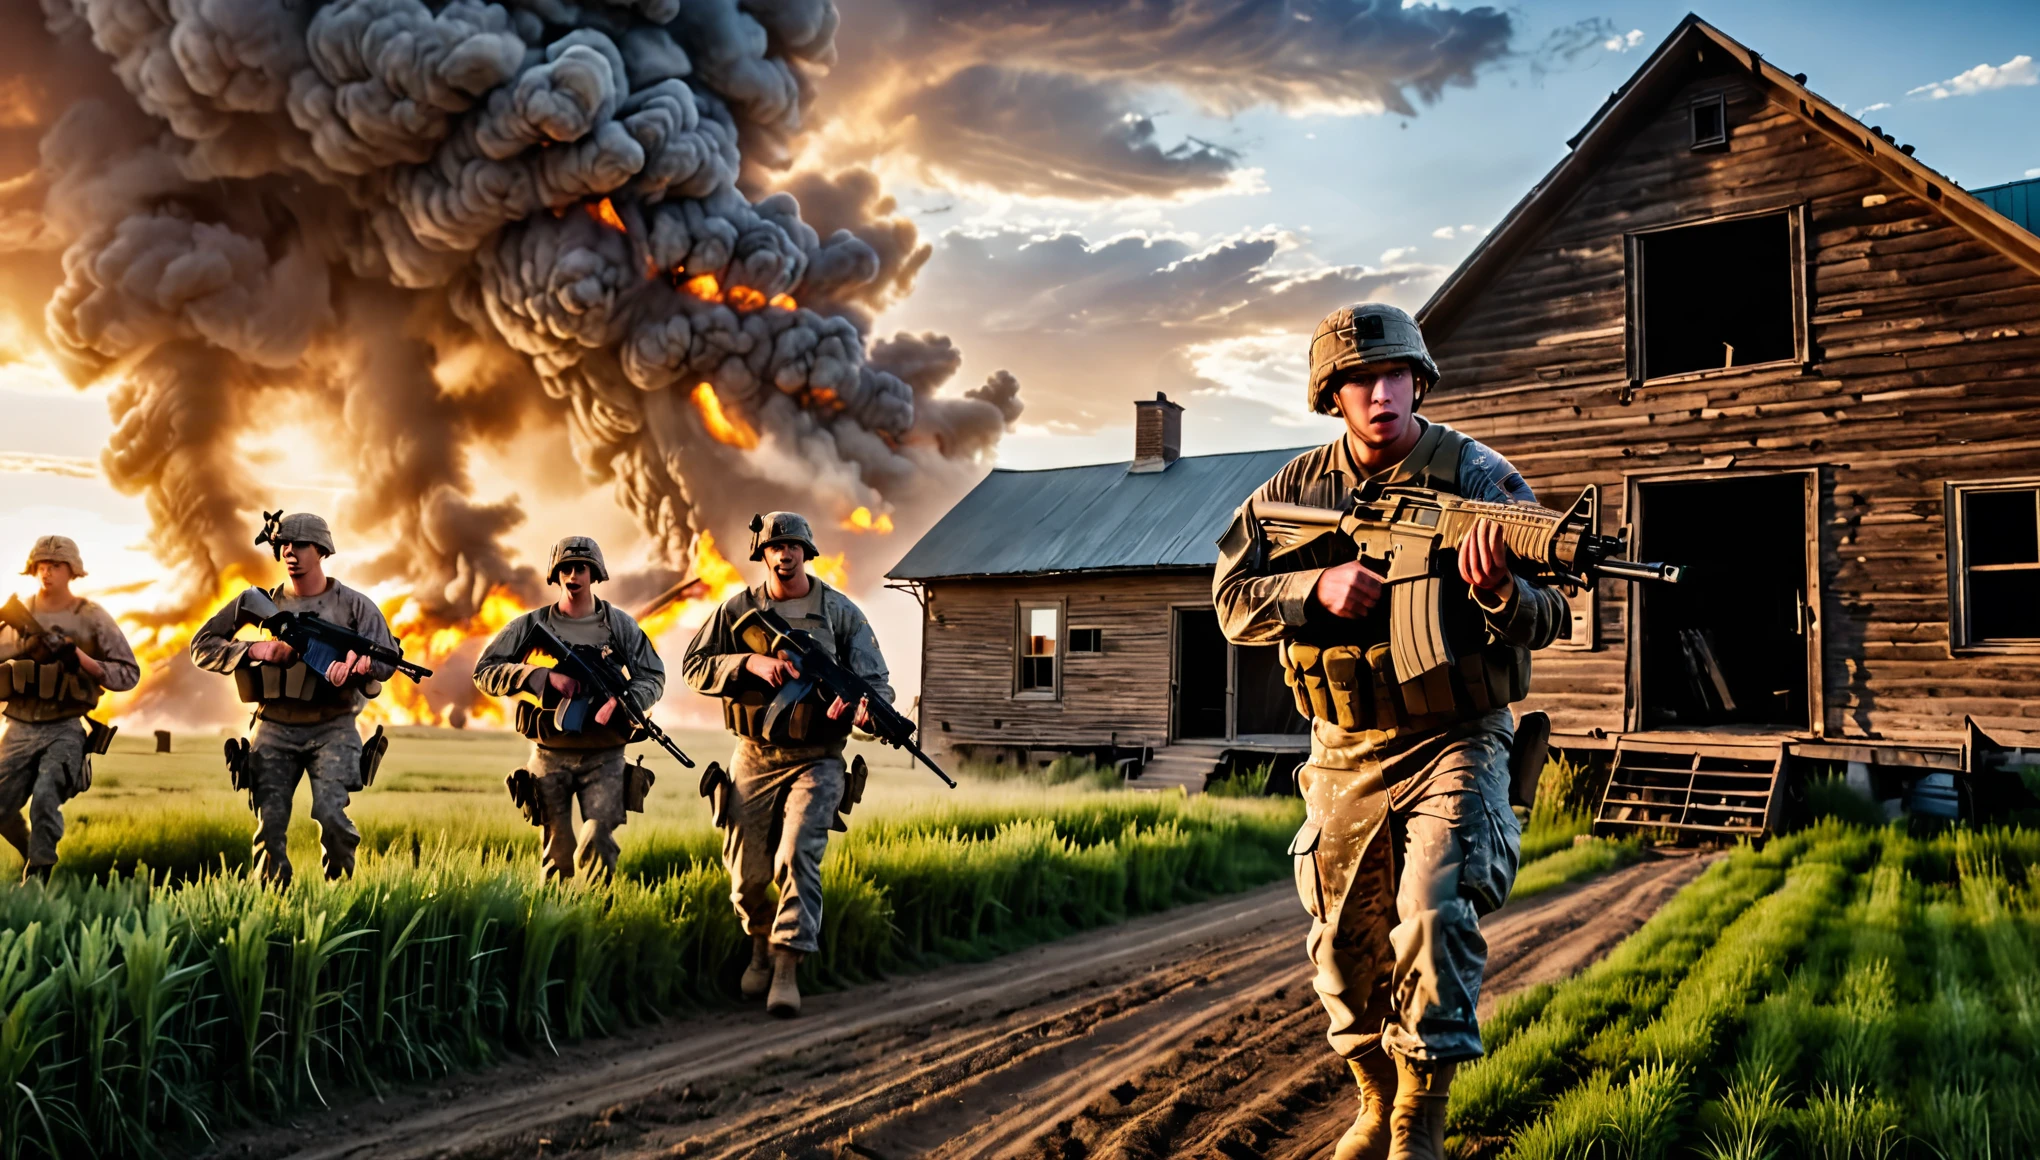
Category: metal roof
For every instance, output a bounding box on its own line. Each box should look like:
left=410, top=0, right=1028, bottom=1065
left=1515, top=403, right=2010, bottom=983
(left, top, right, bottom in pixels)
left=1975, top=178, right=2040, bottom=237
left=887, top=447, right=1310, bottom=581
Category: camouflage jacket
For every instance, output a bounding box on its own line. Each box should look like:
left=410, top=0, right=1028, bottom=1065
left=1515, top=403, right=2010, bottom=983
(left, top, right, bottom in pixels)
left=681, top=579, right=893, bottom=706
left=0, top=595, right=140, bottom=722
left=190, top=580, right=397, bottom=721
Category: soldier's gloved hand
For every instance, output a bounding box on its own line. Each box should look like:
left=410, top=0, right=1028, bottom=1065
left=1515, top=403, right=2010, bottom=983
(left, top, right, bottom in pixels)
left=594, top=697, right=618, bottom=726
left=546, top=670, right=581, bottom=698
left=1313, top=561, right=1386, bottom=619
left=827, top=695, right=872, bottom=729
left=1459, top=518, right=1515, bottom=597
left=744, top=652, right=800, bottom=688
left=249, top=639, right=297, bottom=665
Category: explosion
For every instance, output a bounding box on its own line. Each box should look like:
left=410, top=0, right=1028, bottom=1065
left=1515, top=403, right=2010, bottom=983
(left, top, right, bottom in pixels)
left=0, top=0, right=1026, bottom=725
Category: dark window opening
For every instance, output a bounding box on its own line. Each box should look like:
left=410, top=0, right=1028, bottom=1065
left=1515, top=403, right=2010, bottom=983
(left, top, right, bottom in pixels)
left=1638, top=213, right=1796, bottom=379
left=1960, top=487, right=2040, bottom=644
left=1691, top=94, right=1727, bottom=149
left=1173, top=608, right=1228, bottom=740
left=1637, top=475, right=1811, bottom=730
left=1017, top=605, right=1058, bottom=693
left=1068, top=627, right=1103, bottom=654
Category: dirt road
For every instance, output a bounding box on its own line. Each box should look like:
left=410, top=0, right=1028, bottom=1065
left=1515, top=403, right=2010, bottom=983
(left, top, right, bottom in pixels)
left=248, top=851, right=1709, bottom=1160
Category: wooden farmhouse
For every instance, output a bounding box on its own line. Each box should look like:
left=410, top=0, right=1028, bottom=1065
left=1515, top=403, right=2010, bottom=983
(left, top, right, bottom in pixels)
left=892, top=15, right=2040, bottom=824
left=1411, top=15, right=2040, bottom=834
left=886, top=395, right=1311, bottom=791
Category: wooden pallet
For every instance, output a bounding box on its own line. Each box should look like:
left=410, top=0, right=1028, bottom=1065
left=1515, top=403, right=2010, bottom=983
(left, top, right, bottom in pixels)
left=1594, top=739, right=1785, bottom=838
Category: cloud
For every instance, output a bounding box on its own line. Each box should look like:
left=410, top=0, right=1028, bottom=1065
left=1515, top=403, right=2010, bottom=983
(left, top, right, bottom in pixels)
left=1381, top=245, right=1418, bottom=263
left=1907, top=55, right=2037, bottom=100
left=0, top=452, right=98, bottom=479
left=1855, top=102, right=1891, bottom=116
left=2027, top=167, right=2040, bottom=179
left=821, top=0, right=1516, bottom=201
left=1603, top=29, right=1644, bottom=52
left=1431, top=224, right=1484, bottom=240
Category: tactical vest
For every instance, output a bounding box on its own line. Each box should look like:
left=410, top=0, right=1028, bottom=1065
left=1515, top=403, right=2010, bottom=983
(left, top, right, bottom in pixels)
left=233, top=586, right=379, bottom=724
left=0, top=660, right=101, bottom=721
left=1277, top=426, right=1533, bottom=736
left=514, top=608, right=637, bottom=750
left=723, top=592, right=854, bottom=747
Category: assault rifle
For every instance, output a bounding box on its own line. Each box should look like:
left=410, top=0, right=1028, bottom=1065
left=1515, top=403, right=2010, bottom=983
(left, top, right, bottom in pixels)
left=1247, top=483, right=1686, bottom=684
left=730, top=605, right=955, bottom=788
left=524, top=619, right=695, bottom=768
left=0, top=595, right=77, bottom=668
left=233, top=588, right=432, bottom=682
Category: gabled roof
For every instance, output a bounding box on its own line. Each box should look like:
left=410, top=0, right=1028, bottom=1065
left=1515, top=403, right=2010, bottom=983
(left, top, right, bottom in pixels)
left=1418, top=13, right=2040, bottom=339
left=886, top=446, right=1309, bottom=581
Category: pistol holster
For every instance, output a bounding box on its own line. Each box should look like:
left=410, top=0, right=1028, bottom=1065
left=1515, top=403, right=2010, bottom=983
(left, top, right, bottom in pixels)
left=624, top=754, right=655, bottom=813
left=832, top=754, right=869, bottom=833
left=698, top=760, right=733, bottom=828
left=359, top=724, right=388, bottom=789
left=83, top=716, right=116, bottom=756
left=1508, top=710, right=1552, bottom=811
left=505, top=768, right=545, bottom=828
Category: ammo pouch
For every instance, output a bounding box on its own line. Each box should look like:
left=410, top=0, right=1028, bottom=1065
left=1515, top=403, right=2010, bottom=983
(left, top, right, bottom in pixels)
left=698, top=760, right=733, bottom=828
left=832, top=754, right=869, bottom=833
left=512, top=698, right=637, bottom=750
left=83, top=716, right=116, bottom=756
left=360, top=725, right=388, bottom=788
left=1282, top=639, right=1529, bottom=732
left=624, top=755, right=655, bottom=813
left=722, top=690, right=854, bottom=747
left=1, top=659, right=100, bottom=710
left=505, top=767, right=545, bottom=828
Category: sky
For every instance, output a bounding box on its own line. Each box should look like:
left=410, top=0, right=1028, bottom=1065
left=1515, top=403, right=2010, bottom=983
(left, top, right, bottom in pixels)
left=0, top=0, right=2034, bottom=717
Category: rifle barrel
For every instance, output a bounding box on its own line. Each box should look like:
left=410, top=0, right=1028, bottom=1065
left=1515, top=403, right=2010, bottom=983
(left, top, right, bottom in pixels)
left=1597, top=559, right=1686, bottom=584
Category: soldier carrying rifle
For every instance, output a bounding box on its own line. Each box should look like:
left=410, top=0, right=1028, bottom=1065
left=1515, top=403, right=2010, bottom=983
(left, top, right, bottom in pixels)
left=191, top=513, right=401, bottom=887
left=0, top=537, right=138, bottom=881
left=473, top=537, right=668, bottom=884
left=1214, top=305, right=1569, bottom=1160
left=682, top=512, right=895, bottom=1018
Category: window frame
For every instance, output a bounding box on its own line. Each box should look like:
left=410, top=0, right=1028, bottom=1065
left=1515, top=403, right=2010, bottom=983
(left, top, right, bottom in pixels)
left=1013, top=600, right=1065, bottom=699
left=1689, top=92, right=1728, bottom=151
left=1067, top=626, right=1104, bottom=655
left=1624, top=203, right=1810, bottom=388
left=1945, top=477, right=2040, bottom=655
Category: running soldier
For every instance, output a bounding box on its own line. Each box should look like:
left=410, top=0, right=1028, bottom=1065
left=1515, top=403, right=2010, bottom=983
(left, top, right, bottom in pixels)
left=681, top=513, right=892, bottom=1017
left=0, top=537, right=138, bottom=881
left=1214, top=304, right=1567, bottom=1160
left=191, top=513, right=397, bottom=887
left=473, top=536, right=666, bottom=883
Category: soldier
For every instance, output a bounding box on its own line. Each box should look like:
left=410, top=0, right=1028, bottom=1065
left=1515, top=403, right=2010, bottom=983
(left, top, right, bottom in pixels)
left=1213, top=304, right=1567, bottom=1160
left=0, top=537, right=139, bottom=881
left=190, top=514, right=397, bottom=887
left=473, top=536, right=666, bottom=883
left=681, top=513, right=892, bottom=1018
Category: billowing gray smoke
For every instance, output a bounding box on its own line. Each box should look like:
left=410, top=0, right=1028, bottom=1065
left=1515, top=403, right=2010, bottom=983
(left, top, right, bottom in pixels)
left=0, top=0, right=1020, bottom=652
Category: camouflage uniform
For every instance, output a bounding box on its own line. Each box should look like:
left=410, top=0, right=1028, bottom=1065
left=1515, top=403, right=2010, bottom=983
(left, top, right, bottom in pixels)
left=1213, top=312, right=1567, bottom=1067
left=0, top=538, right=139, bottom=876
left=472, top=538, right=666, bottom=882
left=681, top=562, right=892, bottom=956
left=190, top=515, right=396, bottom=886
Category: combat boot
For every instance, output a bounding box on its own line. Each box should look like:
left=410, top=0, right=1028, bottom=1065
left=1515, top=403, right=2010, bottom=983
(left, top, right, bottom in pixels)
left=1332, top=1049, right=1398, bottom=1160
left=767, top=948, right=802, bottom=1017
left=740, top=935, right=773, bottom=999
left=1387, top=1055, right=1456, bottom=1160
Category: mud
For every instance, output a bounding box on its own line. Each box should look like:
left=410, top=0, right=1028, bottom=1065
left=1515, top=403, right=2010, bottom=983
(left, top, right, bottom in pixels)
left=240, top=851, right=1711, bottom=1160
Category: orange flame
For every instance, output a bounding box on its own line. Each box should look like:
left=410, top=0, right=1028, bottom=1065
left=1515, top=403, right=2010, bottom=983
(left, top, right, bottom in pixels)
left=638, top=530, right=748, bottom=641
left=725, top=285, right=766, bottom=312
left=691, top=382, right=759, bottom=449
left=683, top=273, right=722, bottom=302
left=587, top=198, right=626, bottom=232
left=841, top=506, right=894, bottom=534
left=367, top=586, right=529, bottom=728
left=812, top=551, right=850, bottom=590
left=99, top=568, right=264, bottom=725
left=768, top=293, right=797, bottom=311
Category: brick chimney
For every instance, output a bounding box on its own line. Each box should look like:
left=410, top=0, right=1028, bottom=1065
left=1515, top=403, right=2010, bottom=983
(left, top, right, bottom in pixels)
left=1129, top=391, right=1183, bottom=473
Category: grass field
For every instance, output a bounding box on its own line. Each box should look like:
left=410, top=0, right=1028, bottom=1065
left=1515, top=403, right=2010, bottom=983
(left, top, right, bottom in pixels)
left=1451, top=820, right=2040, bottom=1159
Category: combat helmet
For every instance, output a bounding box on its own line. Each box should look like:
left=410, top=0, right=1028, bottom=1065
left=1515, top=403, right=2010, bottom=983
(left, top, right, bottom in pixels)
left=749, top=512, right=819, bottom=561
left=548, top=536, right=609, bottom=583
left=21, top=535, right=85, bottom=578
left=255, top=511, right=337, bottom=558
left=1308, top=303, right=1440, bottom=415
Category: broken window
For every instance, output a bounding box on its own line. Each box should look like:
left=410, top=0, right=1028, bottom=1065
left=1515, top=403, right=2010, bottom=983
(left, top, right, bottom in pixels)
left=1068, top=627, right=1103, bottom=654
left=1951, top=483, right=2040, bottom=647
left=1016, top=604, right=1059, bottom=693
left=1632, top=211, right=1799, bottom=380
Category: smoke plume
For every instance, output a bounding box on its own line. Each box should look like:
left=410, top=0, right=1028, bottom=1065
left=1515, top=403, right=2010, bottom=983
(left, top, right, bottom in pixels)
left=0, top=0, right=1022, bottom=680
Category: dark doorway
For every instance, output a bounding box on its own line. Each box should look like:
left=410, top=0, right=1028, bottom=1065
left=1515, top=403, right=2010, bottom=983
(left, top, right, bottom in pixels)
left=1235, top=644, right=1309, bottom=738
left=1173, top=608, right=1228, bottom=740
left=1636, top=474, right=1812, bottom=730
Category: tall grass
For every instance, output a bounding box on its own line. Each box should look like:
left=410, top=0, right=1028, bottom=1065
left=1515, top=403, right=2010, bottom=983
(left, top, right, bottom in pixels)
left=0, top=793, right=1299, bottom=1158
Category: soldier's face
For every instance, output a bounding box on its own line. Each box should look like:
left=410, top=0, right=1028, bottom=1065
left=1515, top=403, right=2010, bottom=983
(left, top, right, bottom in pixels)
left=1333, top=362, right=1418, bottom=448
left=763, top=542, right=807, bottom=580
left=33, top=562, right=71, bottom=589
left=557, top=563, right=593, bottom=597
left=281, top=541, right=324, bottom=580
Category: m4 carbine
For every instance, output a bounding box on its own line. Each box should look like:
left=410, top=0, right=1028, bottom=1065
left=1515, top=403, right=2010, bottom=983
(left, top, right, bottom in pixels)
left=730, top=605, right=956, bottom=788
left=233, top=588, right=432, bottom=682
left=523, top=619, right=694, bottom=768
left=1249, top=483, right=1685, bottom=684
left=0, top=595, right=78, bottom=668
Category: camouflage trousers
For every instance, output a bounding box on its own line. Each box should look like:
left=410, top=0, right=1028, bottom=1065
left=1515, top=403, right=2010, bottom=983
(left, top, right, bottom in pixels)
left=1292, top=716, right=1522, bottom=1063
left=721, top=740, right=844, bottom=954
left=532, top=745, right=627, bottom=882
left=0, top=717, right=88, bottom=872
left=250, top=716, right=363, bottom=888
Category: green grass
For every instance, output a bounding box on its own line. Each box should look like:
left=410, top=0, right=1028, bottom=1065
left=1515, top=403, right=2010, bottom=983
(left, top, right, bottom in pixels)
left=1448, top=821, right=2040, bottom=1159
left=1509, top=837, right=1646, bottom=904
left=0, top=726, right=1302, bottom=1158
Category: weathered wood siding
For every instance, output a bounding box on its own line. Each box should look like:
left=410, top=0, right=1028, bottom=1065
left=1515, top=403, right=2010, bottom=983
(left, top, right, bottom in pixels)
left=1424, top=63, right=2040, bottom=746
left=918, top=572, right=1209, bottom=760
